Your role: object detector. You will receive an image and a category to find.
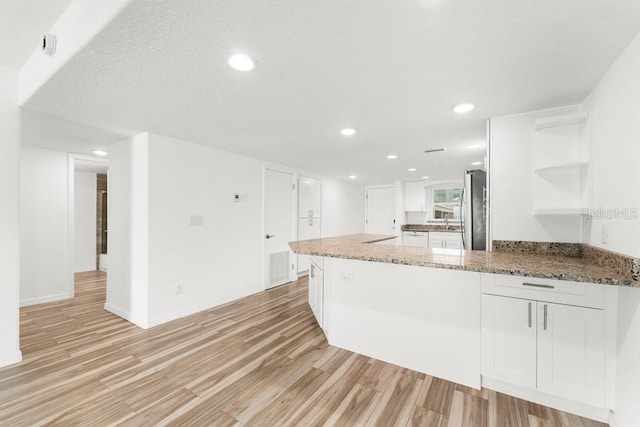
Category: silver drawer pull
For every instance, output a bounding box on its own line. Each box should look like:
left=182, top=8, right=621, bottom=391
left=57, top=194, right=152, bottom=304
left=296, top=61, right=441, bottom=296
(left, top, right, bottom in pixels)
left=522, top=282, right=555, bottom=289
left=528, top=302, right=532, bottom=328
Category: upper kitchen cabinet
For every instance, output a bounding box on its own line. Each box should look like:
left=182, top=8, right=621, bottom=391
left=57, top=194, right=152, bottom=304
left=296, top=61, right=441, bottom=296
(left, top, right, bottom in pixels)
left=298, top=177, right=322, bottom=218
left=405, top=181, right=426, bottom=211
left=531, top=112, right=589, bottom=216
left=297, top=177, right=322, bottom=275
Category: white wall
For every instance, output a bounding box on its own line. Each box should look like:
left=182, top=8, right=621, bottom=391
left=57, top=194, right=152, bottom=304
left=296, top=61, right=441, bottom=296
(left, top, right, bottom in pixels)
left=106, top=132, right=365, bottom=328
left=321, top=178, right=365, bottom=237
left=490, top=105, right=583, bottom=243
left=20, top=145, right=71, bottom=306
left=0, top=65, right=21, bottom=367
left=74, top=171, right=96, bottom=272
left=582, top=36, right=640, bottom=259
left=105, top=133, right=150, bottom=328
left=580, top=34, right=640, bottom=427
left=146, top=133, right=264, bottom=326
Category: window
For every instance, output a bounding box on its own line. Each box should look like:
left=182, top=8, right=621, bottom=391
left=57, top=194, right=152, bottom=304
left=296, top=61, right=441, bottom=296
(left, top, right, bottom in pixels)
left=432, top=186, right=462, bottom=220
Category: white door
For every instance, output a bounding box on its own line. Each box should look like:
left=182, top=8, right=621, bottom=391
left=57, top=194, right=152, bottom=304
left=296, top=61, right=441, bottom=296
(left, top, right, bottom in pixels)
left=481, top=294, right=537, bottom=389
left=537, top=302, right=605, bottom=407
left=366, top=187, right=396, bottom=235
left=264, top=168, right=295, bottom=289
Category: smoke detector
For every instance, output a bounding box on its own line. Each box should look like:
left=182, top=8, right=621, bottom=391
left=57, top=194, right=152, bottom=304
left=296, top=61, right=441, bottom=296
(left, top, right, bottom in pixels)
left=42, top=34, right=57, bottom=57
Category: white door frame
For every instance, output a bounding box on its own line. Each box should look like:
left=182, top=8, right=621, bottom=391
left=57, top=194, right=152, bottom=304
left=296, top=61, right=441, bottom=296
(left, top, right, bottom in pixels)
left=67, top=153, right=109, bottom=297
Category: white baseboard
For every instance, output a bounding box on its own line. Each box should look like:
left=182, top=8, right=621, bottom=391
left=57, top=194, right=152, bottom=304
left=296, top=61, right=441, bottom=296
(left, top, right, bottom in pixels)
left=99, top=266, right=107, bottom=272
left=147, top=286, right=263, bottom=328
left=0, top=350, right=22, bottom=368
left=20, top=292, right=73, bottom=307
left=482, top=376, right=611, bottom=423
left=104, top=303, right=149, bottom=329
left=74, top=266, right=97, bottom=273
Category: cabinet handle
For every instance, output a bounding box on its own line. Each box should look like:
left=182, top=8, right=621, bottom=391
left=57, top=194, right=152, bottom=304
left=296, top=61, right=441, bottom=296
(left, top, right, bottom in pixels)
left=528, top=302, right=532, bottom=328
left=543, top=304, right=548, bottom=330
left=522, top=282, right=555, bottom=289
left=310, top=264, right=315, bottom=279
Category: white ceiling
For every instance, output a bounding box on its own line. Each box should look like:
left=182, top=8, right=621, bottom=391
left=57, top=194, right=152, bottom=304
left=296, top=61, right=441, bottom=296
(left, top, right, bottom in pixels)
left=17, top=0, right=640, bottom=184
left=0, top=0, right=74, bottom=69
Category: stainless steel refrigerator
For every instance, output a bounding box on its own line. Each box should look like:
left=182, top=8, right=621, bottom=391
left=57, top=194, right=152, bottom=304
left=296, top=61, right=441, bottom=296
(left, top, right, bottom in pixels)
left=461, top=169, right=487, bottom=250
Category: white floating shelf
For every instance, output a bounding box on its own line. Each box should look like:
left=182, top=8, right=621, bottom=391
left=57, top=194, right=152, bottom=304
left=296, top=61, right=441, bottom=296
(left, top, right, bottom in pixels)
left=533, top=112, right=589, bottom=131
left=533, top=160, right=589, bottom=173
left=533, top=208, right=587, bottom=216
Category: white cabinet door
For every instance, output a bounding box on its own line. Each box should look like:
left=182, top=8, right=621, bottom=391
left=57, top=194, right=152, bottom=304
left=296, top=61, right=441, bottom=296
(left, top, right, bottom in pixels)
left=537, top=302, right=605, bottom=407
left=442, top=233, right=461, bottom=249
left=405, top=181, right=426, bottom=211
left=298, top=218, right=321, bottom=274
left=428, top=232, right=462, bottom=249
left=299, top=178, right=322, bottom=218
left=403, top=232, right=428, bottom=247
left=309, top=261, right=323, bottom=327
left=481, top=295, right=537, bottom=389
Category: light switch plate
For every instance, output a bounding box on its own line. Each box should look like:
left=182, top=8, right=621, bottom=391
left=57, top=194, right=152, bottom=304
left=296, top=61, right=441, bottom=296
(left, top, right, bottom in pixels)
left=189, top=215, right=204, bottom=226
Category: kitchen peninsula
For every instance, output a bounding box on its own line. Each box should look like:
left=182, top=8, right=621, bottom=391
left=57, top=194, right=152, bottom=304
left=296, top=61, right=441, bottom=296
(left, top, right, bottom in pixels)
left=290, top=234, right=638, bottom=423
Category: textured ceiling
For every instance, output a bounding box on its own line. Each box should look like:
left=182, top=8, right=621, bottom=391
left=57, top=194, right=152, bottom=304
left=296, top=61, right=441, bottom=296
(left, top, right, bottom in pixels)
left=20, top=0, right=640, bottom=184
left=0, top=0, right=73, bottom=68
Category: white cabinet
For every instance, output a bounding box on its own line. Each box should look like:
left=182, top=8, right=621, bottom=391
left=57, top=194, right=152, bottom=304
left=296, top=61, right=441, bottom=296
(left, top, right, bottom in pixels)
left=428, top=231, right=461, bottom=249
left=298, top=177, right=321, bottom=274
left=308, top=256, right=323, bottom=327
left=402, top=231, right=428, bottom=247
left=298, top=177, right=322, bottom=218
left=537, top=302, right=605, bottom=407
left=405, top=181, right=426, bottom=211
left=298, top=218, right=321, bottom=272
left=482, top=284, right=606, bottom=408
left=481, top=295, right=537, bottom=389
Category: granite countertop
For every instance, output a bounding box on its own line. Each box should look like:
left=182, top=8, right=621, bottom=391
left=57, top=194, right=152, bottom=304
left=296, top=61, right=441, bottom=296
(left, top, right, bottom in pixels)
left=289, top=234, right=636, bottom=287
left=402, top=224, right=461, bottom=233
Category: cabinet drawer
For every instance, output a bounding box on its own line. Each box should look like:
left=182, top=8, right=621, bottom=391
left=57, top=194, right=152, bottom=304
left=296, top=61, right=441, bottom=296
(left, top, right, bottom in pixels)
left=481, top=273, right=605, bottom=309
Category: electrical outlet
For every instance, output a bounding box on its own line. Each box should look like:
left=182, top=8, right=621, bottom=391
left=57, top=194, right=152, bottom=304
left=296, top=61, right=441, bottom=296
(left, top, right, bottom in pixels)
left=176, top=284, right=184, bottom=295
left=601, top=225, right=608, bottom=244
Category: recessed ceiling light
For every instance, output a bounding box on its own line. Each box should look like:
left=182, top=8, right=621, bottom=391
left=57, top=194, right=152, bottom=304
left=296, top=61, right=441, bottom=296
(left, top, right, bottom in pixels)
left=349, top=175, right=357, bottom=179
left=422, top=176, right=430, bottom=179
left=340, top=128, right=356, bottom=136
left=228, top=54, right=255, bottom=71
left=386, top=154, right=398, bottom=159
left=471, top=161, right=483, bottom=166
left=466, top=144, right=483, bottom=149
left=453, top=104, right=474, bottom=113
left=408, top=168, right=417, bottom=172
left=93, top=150, right=108, bottom=156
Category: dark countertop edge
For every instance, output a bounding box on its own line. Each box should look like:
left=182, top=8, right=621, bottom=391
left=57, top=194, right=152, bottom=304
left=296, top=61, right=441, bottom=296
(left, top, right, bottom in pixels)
left=362, top=235, right=397, bottom=244
left=291, top=249, right=636, bottom=288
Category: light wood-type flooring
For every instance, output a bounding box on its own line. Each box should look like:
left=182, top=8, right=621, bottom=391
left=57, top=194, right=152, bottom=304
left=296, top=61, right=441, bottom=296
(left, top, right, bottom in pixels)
left=0, top=271, right=607, bottom=426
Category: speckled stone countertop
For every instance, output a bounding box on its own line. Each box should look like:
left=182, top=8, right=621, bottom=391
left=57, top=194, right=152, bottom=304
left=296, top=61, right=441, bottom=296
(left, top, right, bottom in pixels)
left=289, top=234, right=636, bottom=287
left=402, top=224, right=460, bottom=232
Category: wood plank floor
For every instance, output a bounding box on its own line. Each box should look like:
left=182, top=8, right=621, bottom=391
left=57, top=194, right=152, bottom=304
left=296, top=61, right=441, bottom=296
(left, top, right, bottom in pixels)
left=0, top=271, right=607, bottom=426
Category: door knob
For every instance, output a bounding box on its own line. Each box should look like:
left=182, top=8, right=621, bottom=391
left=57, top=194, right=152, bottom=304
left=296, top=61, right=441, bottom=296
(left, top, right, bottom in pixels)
left=265, top=234, right=275, bottom=239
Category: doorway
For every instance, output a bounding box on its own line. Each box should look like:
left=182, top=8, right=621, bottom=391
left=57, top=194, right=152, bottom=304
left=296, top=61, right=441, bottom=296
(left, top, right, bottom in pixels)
left=365, top=186, right=396, bottom=235
left=263, top=168, right=295, bottom=289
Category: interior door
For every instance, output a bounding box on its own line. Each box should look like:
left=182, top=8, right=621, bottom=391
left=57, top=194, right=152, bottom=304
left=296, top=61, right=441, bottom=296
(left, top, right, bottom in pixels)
left=365, top=187, right=396, bottom=235
left=264, top=168, right=295, bottom=289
